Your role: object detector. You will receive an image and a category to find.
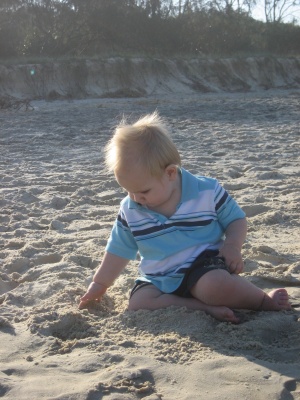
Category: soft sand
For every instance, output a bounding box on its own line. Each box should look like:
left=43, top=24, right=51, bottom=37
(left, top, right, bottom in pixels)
left=1, top=91, right=300, bottom=399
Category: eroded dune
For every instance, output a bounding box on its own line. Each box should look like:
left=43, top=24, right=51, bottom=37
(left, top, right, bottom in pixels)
left=0, top=56, right=300, bottom=100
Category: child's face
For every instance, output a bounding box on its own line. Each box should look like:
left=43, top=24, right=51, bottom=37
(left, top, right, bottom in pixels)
left=115, top=165, right=178, bottom=209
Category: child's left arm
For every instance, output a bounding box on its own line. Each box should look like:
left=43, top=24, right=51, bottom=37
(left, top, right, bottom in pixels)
left=218, top=218, right=247, bottom=274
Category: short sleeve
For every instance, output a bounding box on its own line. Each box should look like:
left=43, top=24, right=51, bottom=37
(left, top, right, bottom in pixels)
left=214, top=180, right=246, bottom=231
left=105, top=210, right=138, bottom=260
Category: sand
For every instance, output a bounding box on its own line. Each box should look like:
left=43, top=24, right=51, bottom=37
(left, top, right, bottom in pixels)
left=1, top=90, right=300, bottom=400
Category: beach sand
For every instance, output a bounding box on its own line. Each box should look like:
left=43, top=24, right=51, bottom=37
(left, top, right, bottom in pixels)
left=1, top=91, right=300, bottom=399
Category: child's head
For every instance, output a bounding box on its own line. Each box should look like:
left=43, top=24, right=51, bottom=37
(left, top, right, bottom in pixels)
left=105, top=111, right=181, bottom=178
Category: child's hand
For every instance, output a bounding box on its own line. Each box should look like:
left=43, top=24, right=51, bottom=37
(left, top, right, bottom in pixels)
left=78, top=282, right=107, bottom=309
left=218, top=244, right=244, bottom=274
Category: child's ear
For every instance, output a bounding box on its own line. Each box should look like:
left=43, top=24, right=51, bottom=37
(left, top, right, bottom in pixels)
left=165, top=165, right=178, bottom=180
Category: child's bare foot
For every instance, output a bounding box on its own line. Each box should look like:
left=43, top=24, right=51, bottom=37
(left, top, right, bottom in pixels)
left=206, top=305, right=240, bottom=324
left=260, top=288, right=291, bottom=311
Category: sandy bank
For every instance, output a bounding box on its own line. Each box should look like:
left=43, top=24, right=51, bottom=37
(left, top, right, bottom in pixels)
left=1, top=56, right=300, bottom=100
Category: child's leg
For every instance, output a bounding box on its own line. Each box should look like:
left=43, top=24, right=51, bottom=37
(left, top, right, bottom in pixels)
left=190, top=269, right=291, bottom=311
left=128, top=284, right=240, bottom=323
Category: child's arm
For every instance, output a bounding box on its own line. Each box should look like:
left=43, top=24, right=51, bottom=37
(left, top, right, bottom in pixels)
left=79, top=252, right=129, bottom=309
left=218, top=218, right=247, bottom=274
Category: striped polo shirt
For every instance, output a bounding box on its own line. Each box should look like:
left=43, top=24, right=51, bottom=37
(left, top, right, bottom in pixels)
left=106, top=168, right=245, bottom=283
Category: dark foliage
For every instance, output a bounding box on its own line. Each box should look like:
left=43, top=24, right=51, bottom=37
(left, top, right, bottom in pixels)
left=0, top=0, right=299, bottom=58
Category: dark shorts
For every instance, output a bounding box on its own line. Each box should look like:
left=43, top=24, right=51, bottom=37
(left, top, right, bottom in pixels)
left=130, top=249, right=229, bottom=299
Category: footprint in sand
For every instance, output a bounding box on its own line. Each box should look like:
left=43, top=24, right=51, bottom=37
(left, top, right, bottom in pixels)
left=73, top=188, right=97, bottom=197
left=32, top=253, right=62, bottom=266
left=261, top=211, right=289, bottom=225
left=250, top=245, right=286, bottom=265
left=49, top=220, right=65, bottom=231
left=223, top=182, right=249, bottom=191
left=68, top=255, right=98, bottom=269
left=257, top=171, right=286, bottom=180
left=50, top=196, right=70, bottom=210
left=95, top=189, right=124, bottom=205
left=5, top=240, right=26, bottom=250
left=0, top=215, right=10, bottom=233
left=18, top=190, right=40, bottom=204
left=54, top=184, right=78, bottom=193
left=224, top=167, right=244, bottom=179
left=5, top=257, right=30, bottom=274
left=0, top=276, right=20, bottom=297
left=33, top=308, right=111, bottom=341
left=242, top=204, right=271, bottom=218
left=0, top=381, right=11, bottom=397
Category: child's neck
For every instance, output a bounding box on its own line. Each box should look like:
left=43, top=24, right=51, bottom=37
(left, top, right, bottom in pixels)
left=148, top=173, right=182, bottom=218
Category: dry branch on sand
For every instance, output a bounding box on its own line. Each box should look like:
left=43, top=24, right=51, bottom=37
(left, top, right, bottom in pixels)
left=0, top=95, right=33, bottom=111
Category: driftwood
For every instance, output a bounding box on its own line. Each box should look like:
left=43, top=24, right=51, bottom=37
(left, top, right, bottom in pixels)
left=0, top=95, right=33, bottom=111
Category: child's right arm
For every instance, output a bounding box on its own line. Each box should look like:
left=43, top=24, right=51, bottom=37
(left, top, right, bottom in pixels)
left=78, top=252, right=129, bottom=309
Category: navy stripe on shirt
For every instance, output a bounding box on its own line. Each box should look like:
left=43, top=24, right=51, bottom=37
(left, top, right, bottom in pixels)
left=215, top=191, right=229, bottom=211
left=131, top=218, right=214, bottom=237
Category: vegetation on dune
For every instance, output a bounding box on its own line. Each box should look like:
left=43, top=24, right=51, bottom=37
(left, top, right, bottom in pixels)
left=0, top=0, right=299, bottom=60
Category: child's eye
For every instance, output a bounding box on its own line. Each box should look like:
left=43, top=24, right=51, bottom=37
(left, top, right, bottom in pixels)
left=141, top=190, right=150, bottom=194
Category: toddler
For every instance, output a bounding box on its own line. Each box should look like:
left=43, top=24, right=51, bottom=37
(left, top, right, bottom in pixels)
left=79, top=112, right=291, bottom=323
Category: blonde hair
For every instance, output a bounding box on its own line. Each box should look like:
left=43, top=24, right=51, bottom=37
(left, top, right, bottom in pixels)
left=105, top=112, right=181, bottom=177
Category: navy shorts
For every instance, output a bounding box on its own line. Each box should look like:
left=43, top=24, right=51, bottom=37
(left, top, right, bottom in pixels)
left=130, top=249, right=229, bottom=299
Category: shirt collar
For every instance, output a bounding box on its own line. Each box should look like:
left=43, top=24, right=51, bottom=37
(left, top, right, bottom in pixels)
left=180, top=168, right=200, bottom=202
left=128, top=196, right=140, bottom=209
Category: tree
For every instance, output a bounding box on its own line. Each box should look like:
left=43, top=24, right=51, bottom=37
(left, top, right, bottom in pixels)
left=263, top=0, right=300, bottom=22
left=0, top=0, right=22, bottom=11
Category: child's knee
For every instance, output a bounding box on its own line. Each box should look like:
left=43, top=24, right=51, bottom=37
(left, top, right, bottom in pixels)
left=128, top=285, right=162, bottom=311
left=191, top=269, right=233, bottom=299
left=128, top=291, right=145, bottom=310
left=200, top=268, right=231, bottom=288
left=127, top=301, right=137, bottom=311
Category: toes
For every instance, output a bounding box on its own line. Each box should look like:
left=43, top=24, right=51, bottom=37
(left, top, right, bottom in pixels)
left=223, top=309, right=240, bottom=324
left=261, top=289, right=291, bottom=311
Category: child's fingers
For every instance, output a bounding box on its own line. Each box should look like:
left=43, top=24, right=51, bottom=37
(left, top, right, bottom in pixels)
left=78, top=292, right=103, bottom=309
left=229, top=259, right=244, bottom=274
left=78, top=293, right=92, bottom=309
left=78, top=299, right=88, bottom=309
